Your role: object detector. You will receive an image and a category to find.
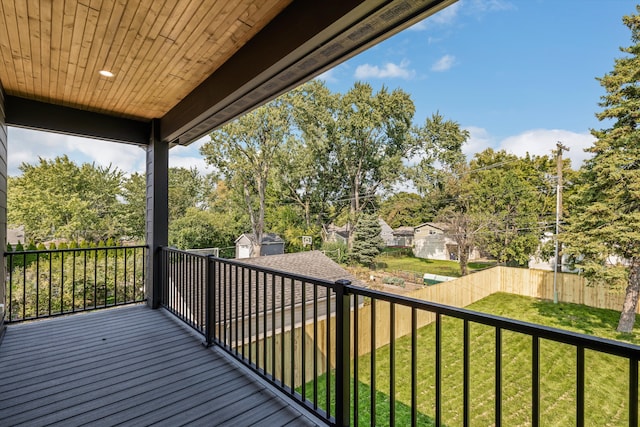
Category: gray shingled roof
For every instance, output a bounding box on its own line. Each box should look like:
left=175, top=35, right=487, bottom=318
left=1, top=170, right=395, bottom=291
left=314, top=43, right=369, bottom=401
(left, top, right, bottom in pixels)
left=239, top=250, right=358, bottom=285
left=236, top=232, right=284, bottom=244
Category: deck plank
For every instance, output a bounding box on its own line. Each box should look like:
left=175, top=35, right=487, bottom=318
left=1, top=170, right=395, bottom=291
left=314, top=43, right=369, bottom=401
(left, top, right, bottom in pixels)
left=0, top=304, right=323, bottom=426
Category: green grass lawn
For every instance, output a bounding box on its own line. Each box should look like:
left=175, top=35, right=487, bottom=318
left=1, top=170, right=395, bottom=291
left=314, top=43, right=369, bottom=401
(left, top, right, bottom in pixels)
left=304, top=292, right=640, bottom=426
left=374, top=252, right=495, bottom=277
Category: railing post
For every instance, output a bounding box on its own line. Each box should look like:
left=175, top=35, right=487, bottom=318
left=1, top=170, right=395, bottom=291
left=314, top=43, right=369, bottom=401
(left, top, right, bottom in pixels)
left=204, top=256, right=216, bottom=347
left=335, top=279, right=351, bottom=427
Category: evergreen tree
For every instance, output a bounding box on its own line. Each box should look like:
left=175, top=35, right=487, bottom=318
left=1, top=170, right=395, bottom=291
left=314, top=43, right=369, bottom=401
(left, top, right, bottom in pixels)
left=563, top=6, right=640, bottom=332
left=350, top=213, right=384, bottom=266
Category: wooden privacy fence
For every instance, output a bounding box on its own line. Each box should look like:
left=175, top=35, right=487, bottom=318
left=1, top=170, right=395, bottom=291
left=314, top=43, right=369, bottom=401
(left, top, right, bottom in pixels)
left=245, top=266, right=629, bottom=385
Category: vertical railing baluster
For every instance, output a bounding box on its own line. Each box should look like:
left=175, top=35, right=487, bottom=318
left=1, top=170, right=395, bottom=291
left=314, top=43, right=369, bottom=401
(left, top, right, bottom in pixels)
left=249, top=267, right=253, bottom=365
left=463, top=319, right=470, bottom=427
left=435, top=313, right=442, bottom=427
left=114, top=247, right=118, bottom=305
left=205, top=256, right=215, bottom=347
left=72, top=250, right=76, bottom=312
left=235, top=264, right=239, bottom=356
left=263, top=271, right=268, bottom=372
left=241, top=265, right=245, bottom=360
left=281, top=275, right=285, bottom=384
left=335, top=279, right=351, bottom=427
left=532, top=335, right=540, bottom=427
left=81, top=249, right=87, bottom=309
left=223, top=262, right=228, bottom=346
left=272, top=271, right=276, bottom=379
left=496, top=327, right=502, bottom=427
left=577, top=346, right=584, bottom=427
left=48, top=251, right=52, bottom=316
left=630, top=358, right=638, bottom=427
left=390, top=302, right=396, bottom=426
left=290, top=277, right=295, bottom=393
left=371, top=298, right=377, bottom=427
left=326, top=286, right=331, bottom=419
left=36, top=255, right=39, bottom=317
left=104, top=248, right=108, bottom=307
left=93, top=248, right=97, bottom=309
left=301, top=280, right=307, bottom=402
left=8, top=253, right=13, bottom=321
left=411, top=307, right=417, bottom=427
left=22, top=253, right=26, bottom=319
left=354, top=293, right=359, bottom=427
left=123, top=247, right=127, bottom=303
left=313, top=282, right=318, bottom=409
left=60, top=251, right=64, bottom=314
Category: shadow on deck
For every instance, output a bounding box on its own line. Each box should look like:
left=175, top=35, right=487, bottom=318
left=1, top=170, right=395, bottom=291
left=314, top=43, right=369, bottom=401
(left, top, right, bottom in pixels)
left=0, top=304, right=322, bottom=426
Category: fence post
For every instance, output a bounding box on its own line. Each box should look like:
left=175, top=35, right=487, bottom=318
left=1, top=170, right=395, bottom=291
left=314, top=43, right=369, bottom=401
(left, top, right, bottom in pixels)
left=335, top=279, right=351, bottom=426
left=204, top=256, right=216, bottom=347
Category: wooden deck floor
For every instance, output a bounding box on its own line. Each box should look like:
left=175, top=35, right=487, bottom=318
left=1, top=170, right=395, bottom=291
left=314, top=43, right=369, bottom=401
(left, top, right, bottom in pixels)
left=0, top=305, right=323, bottom=426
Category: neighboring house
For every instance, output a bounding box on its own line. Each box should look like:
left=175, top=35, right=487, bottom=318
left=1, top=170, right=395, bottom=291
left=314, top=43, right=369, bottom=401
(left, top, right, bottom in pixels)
left=321, top=223, right=350, bottom=245
left=378, top=218, right=395, bottom=246
left=528, top=234, right=576, bottom=272
left=7, top=226, right=25, bottom=246
left=235, top=233, right=285, bottom=259
left=413, top=222, right=482, bottom=262
left=392, top=226, right=415, bottom=247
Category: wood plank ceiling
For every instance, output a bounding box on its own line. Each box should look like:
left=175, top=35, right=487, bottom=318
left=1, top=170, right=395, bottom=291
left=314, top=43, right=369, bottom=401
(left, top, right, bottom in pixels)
left=0, top=0, right=457, bottom=146
left=0, top=0, right=291, bottom=120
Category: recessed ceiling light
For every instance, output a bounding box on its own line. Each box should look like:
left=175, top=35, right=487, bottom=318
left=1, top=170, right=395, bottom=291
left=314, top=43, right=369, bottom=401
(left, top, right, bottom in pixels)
left=99, top=70, right=114, bottom=78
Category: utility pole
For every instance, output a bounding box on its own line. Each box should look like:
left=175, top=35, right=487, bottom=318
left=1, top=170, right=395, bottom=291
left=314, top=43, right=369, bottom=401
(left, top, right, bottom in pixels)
left=553, top=141, right=569, bottom=303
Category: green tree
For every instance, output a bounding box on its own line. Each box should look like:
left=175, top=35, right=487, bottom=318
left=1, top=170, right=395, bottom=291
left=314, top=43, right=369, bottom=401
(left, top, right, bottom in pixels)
left=410, top=112, right=469, bottom=198
left=332, top=83, right=416, bottom=224
left=280, top=80, right=341, bottom=228
left=169, top=167, right=204, bottom=222
left=350, top=213, right=384, bottom=266
left=120, top=172, right=146, bottom=240
left=468, top=149, right=548, bottom=266
left=8, top=155, right=127, bottom=242
left=379, top=192, right=432, bottom=228
left=563, top=7, right=640, bottom=333
left=200, top=99, right=292, bottom=256
left=169, top=207, right=235, bottom=250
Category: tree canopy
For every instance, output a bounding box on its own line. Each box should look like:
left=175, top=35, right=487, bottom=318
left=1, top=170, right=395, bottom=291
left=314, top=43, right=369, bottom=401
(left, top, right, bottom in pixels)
left=563, top=6, right=640, bottom=333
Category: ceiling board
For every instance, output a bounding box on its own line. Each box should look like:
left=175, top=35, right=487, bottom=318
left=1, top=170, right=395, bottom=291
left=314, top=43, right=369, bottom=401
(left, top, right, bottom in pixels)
left=0, top=0, right=457, bottom=146
left=0, top=0, right=292, bottom=120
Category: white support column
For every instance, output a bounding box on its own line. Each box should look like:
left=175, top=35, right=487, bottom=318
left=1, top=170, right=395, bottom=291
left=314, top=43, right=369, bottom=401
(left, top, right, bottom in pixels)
left=145, top=119, right=168, bottom=308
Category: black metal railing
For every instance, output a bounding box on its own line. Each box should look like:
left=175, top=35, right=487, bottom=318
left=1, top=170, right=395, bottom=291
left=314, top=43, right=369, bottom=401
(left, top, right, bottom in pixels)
left=160, top=247, right=640, bottom=427
left=4, top=245, right=147, bottom=322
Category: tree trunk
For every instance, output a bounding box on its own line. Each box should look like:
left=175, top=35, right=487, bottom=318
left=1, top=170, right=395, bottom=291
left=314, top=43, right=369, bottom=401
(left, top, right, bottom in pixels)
left=617, top=265, right=640, bottom=333
left=459, top=246, right=469, bottom=276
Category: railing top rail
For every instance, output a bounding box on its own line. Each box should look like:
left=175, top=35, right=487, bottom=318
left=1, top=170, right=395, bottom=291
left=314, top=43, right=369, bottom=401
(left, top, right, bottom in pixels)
left=348, top=284, right=640, bottom=359
left=162, top=246, right=210, bottom=259
left=163, top=246, right=338, bottom=289
left=5, top=244, right=148, bottom=257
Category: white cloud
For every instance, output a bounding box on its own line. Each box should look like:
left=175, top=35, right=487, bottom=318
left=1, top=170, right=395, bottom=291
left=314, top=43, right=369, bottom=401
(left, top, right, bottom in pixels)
left=464, top=126, right=494, bottom=158
left=431, top=54, right=456, bottom=72
left=7, top=127, right=146, bottom=176
left=499, top=129, right=595, bottom=168
left=410, top=2, right=461, bottom=30
left=316, top=68, right=338, bottom=83
left=462, top=127, right=594, bottom=168
left=469, top=0, right=515, bottom=13
left=354, top=60, right=415, bottom=80
left=169, top=136, right=213, bottom=175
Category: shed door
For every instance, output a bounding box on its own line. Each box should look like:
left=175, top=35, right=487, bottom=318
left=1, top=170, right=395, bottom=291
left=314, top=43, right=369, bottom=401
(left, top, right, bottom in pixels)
left=238, top=244, right=251, bottom=259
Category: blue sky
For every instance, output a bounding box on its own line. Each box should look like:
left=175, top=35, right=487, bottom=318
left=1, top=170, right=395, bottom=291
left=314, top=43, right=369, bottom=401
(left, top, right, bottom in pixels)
left=7, top=0, right=636, bottom=176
